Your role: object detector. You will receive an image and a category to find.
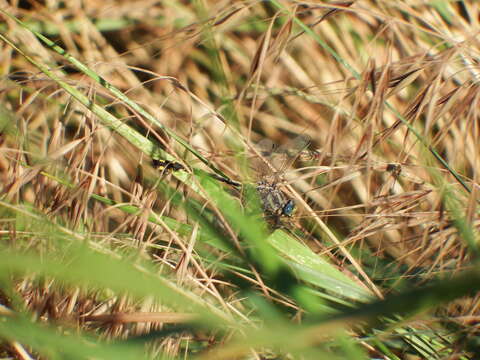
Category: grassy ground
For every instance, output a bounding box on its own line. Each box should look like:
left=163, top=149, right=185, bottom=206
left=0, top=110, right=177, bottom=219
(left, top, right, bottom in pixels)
left=1, top=1, right=480, bottom=359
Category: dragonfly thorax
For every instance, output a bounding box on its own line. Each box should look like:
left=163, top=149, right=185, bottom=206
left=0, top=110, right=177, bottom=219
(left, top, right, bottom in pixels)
left=256, top=180, right=295, bottom=218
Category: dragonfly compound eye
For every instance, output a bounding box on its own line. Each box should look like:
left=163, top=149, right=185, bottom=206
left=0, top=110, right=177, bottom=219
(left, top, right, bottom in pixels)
left=281, top=199, right=295, bottom=217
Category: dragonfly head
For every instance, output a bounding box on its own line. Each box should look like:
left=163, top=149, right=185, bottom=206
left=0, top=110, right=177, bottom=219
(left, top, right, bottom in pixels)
left=281, top=199, right=296, bottom=217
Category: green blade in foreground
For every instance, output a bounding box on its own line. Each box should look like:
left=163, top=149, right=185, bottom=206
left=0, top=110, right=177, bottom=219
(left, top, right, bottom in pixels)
left=268, top=230, right=374, bottom=304
left=0, top=315, right=150, bottom=360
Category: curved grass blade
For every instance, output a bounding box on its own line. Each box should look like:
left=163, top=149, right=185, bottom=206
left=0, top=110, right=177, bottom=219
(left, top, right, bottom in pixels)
left=0, top=10, right=232, bottom=183
left=0, top=314, right=150, bottom=360
left=268, top=230, right=374, bottom=304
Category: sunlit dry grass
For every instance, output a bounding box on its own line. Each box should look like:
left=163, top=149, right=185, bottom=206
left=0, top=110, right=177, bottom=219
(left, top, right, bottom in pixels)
left=1, top=0, right=480, bottom=359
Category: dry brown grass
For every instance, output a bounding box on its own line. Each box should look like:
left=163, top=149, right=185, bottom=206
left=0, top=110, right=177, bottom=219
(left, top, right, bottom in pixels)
left=1, top=0, right=480, bottom=359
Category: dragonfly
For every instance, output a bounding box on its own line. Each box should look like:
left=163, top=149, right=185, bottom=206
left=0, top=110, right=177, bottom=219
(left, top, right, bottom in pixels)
left=252, top=135, right=426, bottom=189
left=245, top=134, right=429, bottom=223
left=152, top=135, right=310, bottom=225
left=249, top=135, right=314, bottom=222
left=153, top=135, right=426, bottom=225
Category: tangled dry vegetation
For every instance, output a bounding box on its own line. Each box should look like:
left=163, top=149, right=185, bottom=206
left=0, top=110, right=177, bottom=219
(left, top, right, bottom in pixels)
left=1, top=0, right=480, bottom=359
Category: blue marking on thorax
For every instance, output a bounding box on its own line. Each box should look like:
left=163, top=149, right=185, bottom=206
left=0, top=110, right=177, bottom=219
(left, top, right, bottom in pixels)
left=282, top=200, right=295, bottom=217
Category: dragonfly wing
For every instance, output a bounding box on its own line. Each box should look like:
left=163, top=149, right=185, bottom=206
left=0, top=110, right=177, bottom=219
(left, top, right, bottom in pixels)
left=283, top=134, right=311, bottom=157
left=254, top=134, right=313, bottom=176
left=275, top=134, right=312, bottom=171
left=252, top=138, right=277, bottom=177
left=256, top=138, right=277, bottom=155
